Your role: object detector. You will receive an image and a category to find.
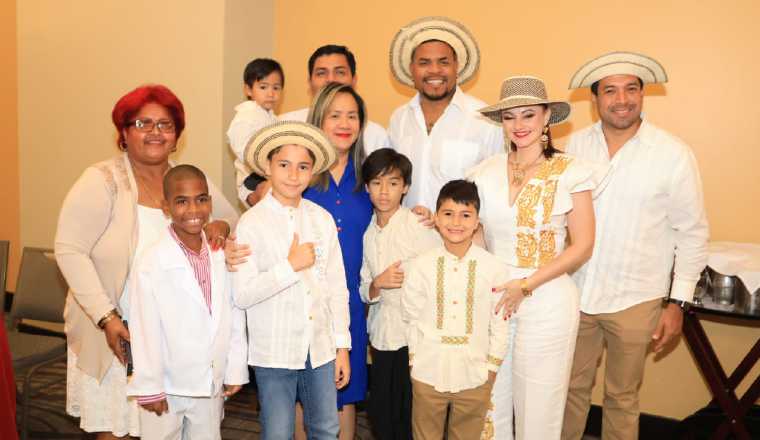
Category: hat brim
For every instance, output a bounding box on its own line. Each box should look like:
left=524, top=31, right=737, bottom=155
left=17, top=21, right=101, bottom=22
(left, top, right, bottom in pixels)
left=390, top=16, right=480, bottom=88
left=243, top=121, right=336, bottom=177
left=479, top=98, right=571, bottom=125
left=569, top=51, right=668, bottom=89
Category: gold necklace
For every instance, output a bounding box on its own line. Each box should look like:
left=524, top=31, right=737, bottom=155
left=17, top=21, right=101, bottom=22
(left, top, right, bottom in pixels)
left=509, top=153, right=544, bottom=186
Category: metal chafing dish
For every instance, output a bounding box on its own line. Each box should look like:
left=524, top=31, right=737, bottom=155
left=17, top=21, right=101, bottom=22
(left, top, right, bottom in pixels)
left=699, top=267, right=760, bottom=314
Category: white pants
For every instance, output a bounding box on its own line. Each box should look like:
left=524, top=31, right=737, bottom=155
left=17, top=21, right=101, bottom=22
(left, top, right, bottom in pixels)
left=139, top=394, right=224, bottom=440
left=487, top=271, right=580, bottom=440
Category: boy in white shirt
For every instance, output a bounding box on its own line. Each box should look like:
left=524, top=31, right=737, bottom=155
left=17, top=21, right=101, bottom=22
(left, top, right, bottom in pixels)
left=127, top=165, right=249, bottom=440
left=232, top=121, right=351, bottom=440
left=403, top=179, right=510, bottom=440
left=359, top=148, right=441, bottom=440
left=226, top=58, right=283, bottom=207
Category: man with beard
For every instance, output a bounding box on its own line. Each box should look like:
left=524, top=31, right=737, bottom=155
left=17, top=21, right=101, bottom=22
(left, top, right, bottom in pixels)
left=561, top=52, right=709, bottom=440
left=388, top=17, right=503, bottom=210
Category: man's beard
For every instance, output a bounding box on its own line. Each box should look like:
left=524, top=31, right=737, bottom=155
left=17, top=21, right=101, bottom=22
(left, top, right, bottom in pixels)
left=421, top=85, right=456, bottom=102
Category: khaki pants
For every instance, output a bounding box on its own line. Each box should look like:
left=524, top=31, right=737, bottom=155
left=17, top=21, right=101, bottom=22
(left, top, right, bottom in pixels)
left=561, top=298, right=663, bottom=440
left=411, top=378, right=493, bottom=440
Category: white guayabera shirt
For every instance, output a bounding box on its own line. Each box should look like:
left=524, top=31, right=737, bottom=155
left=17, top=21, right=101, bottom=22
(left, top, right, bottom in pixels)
left=233, top=193, right=351, bottom=369
left=359, top=207, right=441, bottom=351
left=388, top=87, right=504, bottom=210
left=565, top=120, right=709, bottom=314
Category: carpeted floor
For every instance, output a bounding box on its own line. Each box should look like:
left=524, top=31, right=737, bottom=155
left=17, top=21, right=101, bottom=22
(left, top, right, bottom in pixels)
left=15, top=359, right=599, bottom=439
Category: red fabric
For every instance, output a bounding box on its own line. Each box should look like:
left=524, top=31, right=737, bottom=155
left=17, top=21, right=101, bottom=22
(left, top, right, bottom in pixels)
left=0, top=312, right=19, bottom=439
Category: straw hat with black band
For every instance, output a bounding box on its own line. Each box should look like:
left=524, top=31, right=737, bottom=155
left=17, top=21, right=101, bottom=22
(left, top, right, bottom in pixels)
left=243, top=121, right=336, bottom=176
left=479, top=76, right=571, bottom=125
left=389, top=16, right=480, bottom=88
left=568, top=51, right=668, bottom=89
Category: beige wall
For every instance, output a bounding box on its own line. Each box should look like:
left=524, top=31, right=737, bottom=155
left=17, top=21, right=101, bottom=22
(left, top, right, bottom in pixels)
left=0, top=0, right=20, bottom=291
left=17, top=0, right=274, bottom=250
left=274, top=0, right=760, bottom=419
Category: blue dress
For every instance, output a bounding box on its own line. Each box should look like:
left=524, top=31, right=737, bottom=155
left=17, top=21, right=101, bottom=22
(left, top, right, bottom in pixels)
left=304, top=159, right=372, bottom=407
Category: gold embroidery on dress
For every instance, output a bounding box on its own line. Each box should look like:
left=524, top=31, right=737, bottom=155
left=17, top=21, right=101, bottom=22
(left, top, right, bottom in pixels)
left=516, top=184, right=541, bottom=228
left=514, top=155, right=573, bottom=268
left=436, top=256, right=445, bottom=329
left=516, top=232, right=538, bottom=268
left=441, top=335, right=469, bottom=345
left=541, top=180, right=558, bottom=225
left=487, top=355, right=503, bottom=366
left=481, top=413, right=495, bottom=440
left=538, top=230, right=556, bottom=267
left=465, top=260, right=476, bottom=334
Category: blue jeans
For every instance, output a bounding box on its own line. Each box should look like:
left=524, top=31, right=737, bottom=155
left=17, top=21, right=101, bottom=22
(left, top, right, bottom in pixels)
left=254, top=357, right=338, bottom=440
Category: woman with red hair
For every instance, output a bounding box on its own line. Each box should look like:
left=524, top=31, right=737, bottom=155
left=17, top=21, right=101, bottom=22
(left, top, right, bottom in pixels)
left=55, top=84, right=237, bottom=439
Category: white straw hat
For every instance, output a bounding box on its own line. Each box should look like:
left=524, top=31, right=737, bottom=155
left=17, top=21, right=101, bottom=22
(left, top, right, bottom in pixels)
left=243, top=121, right=336, bottom=176
left=479, top=76, right=570, bottom=125
left=389, top=16, right=480, bottom=88
left=568, top=51, right=668, bottom=89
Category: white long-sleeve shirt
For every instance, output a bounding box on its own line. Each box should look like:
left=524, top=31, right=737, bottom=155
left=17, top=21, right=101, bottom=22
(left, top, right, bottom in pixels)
left=388, top=87, right=504, bottom=210
left=403, top=245, right=510, bottom=393
left=280, top=107, right=390, bottom=155
left=232, top=192, right=351, bottom=369
left=226, top=100, right=277, bottom=205
left=359, top=207, right=441, bottom=351
left=565, top=120, right=709, bottom=314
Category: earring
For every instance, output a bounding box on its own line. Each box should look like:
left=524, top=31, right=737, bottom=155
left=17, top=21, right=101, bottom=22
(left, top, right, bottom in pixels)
left=119, top=141, right=128, bottom=151
left=540, top=126, right=549, bottom=150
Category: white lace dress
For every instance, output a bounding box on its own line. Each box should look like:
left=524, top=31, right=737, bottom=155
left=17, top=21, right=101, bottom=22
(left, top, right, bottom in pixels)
left=66, top=205, right=169, bottom=435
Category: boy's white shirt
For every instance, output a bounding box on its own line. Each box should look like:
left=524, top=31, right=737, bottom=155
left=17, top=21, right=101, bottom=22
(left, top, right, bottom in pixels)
left=359, top=207, right=441, bottom=350
left=232, top=191, right=351, bottom=370
left=402, top=244, right=510, bottom=393
left=126, top=232, right=249, bottom=399
left=227, top=100, right=277, bottom=204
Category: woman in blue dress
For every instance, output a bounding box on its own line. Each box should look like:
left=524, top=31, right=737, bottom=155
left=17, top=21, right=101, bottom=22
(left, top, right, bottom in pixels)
left=304, top=82, right=373, bottom=440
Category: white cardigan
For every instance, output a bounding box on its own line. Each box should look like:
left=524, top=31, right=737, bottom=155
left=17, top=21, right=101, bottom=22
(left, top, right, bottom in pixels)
left=126, top=233, right=249, bottom=398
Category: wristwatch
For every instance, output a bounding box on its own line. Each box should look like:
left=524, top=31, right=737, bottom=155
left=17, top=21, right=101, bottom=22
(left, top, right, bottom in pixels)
left=519, top=278, right=533, bottom=297
left=666, top=298, right=689, bottom=310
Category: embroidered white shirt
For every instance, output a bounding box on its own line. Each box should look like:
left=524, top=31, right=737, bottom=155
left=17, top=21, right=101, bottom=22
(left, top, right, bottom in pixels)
left=565, top=120, right=709, bottom=314
left=280, top=107, right=391, bottom=155
left=402, top=245, right=510, bottom=393
left=226, top=100, right=277, bottom=204
left=388, top=87, right=504, bottom=210
left=233, top=192, right=351, bottom=369
left=359, top=207, right=442, bottom=351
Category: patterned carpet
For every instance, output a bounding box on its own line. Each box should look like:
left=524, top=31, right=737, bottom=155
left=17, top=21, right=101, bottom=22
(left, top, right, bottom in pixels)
left=15, top=360, right=374, bottom=439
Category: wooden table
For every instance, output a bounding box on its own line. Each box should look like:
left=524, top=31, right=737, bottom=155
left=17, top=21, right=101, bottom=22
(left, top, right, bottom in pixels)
left=681, top=298, right=760, bottom=439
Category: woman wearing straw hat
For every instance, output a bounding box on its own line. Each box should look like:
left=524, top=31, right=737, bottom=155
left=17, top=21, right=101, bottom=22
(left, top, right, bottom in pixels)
left=467, top=76, right=608, bottom=440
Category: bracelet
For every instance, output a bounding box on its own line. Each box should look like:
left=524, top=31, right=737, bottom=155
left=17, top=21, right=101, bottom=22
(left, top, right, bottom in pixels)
left=97, top=309, right=120, bottom=329
left=519, top=278, right=533, bottom=297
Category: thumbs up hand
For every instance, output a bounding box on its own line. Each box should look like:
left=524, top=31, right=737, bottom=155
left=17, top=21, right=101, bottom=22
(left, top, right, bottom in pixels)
left=287, top=233, right=316, bottom=272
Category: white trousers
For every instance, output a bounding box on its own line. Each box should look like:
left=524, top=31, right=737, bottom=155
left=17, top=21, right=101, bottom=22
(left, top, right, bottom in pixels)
left=486, top=272, right=580, bottom=440
left=139, top=394, right=224, bottom=440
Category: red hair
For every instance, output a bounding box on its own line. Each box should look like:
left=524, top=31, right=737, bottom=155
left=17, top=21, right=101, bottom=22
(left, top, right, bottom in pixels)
left=111, top=84, right=185, bottom=148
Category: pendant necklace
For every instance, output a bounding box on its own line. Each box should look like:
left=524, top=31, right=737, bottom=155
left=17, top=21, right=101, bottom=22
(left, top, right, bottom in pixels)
left=509, top=153, right=544, bottom=186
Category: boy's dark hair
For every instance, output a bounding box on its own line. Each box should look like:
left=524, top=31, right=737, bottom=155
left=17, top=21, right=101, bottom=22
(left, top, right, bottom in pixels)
left=243, top=58, right=285, bottom=88
left=308, top=45, right=357, bottom=77
left=163, top=164, right=208, bottom=199
left=590, top=76, right=643, bottom=95
left=436, top=179, right=480, bottom=213
left=361, top=148, right=412, bottom=186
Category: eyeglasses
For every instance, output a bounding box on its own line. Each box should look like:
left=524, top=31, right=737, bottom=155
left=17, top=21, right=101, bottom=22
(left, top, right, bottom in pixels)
left=128, top=118, right=176, bottom=133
